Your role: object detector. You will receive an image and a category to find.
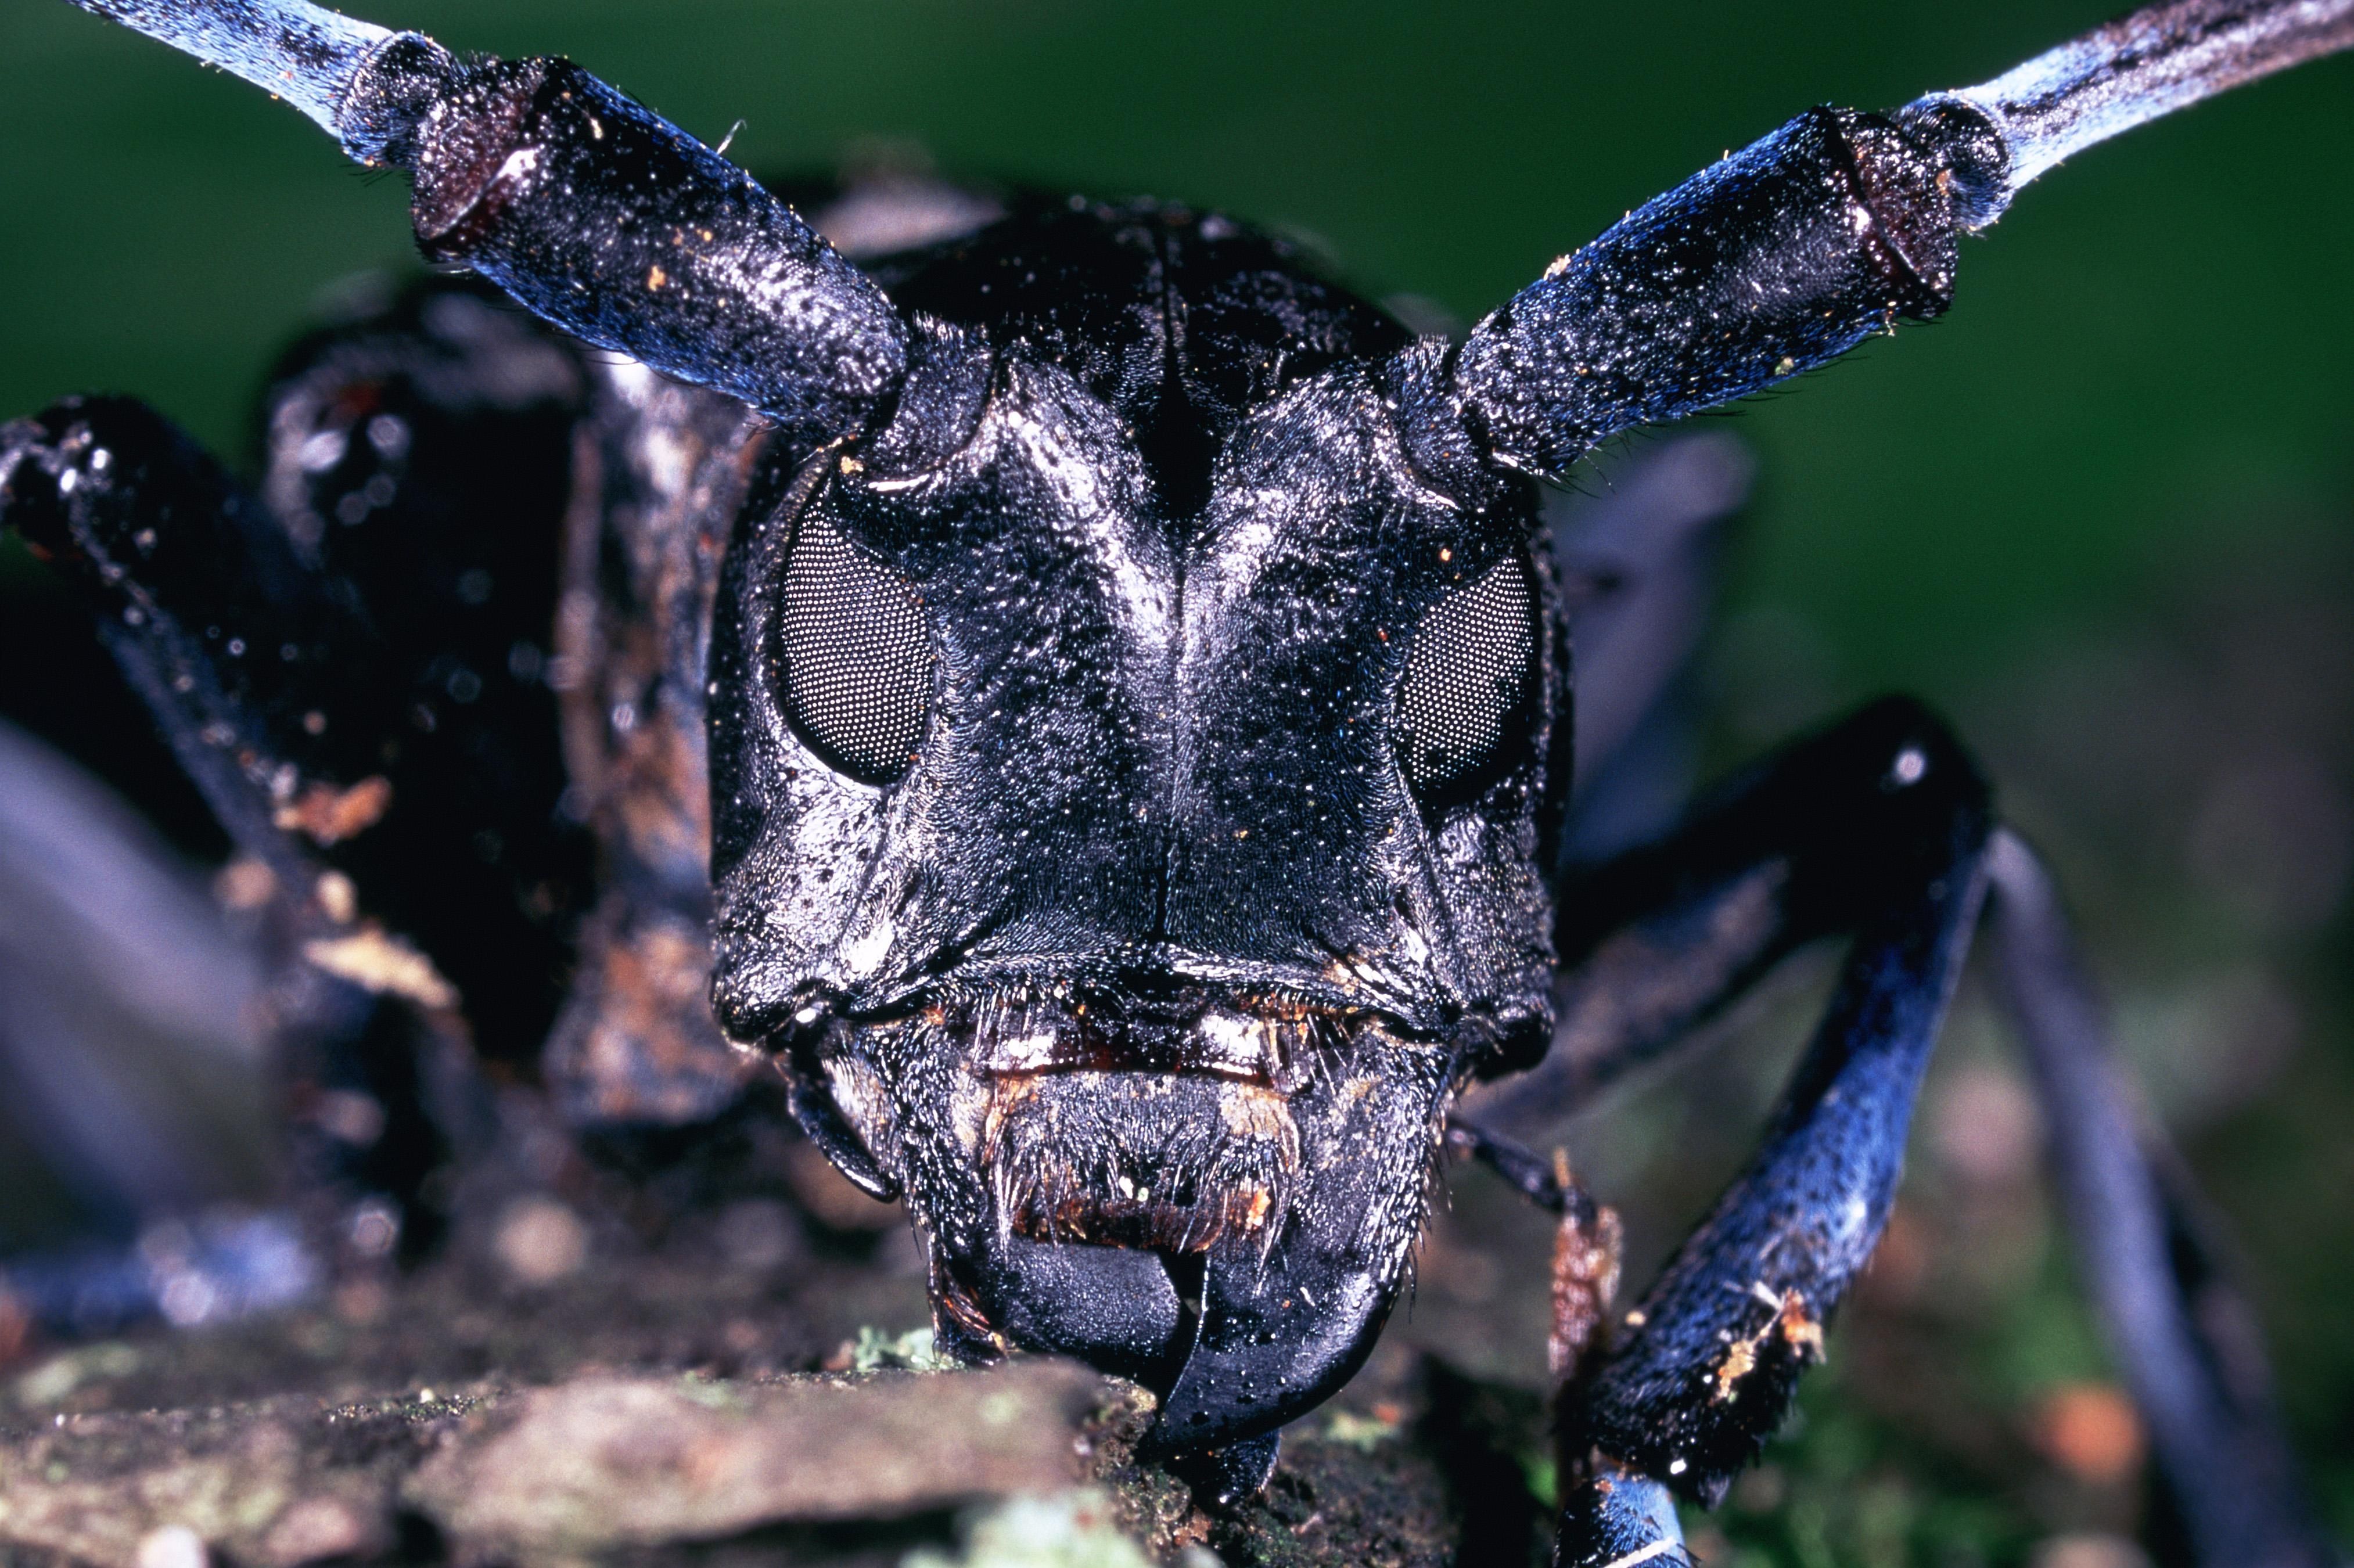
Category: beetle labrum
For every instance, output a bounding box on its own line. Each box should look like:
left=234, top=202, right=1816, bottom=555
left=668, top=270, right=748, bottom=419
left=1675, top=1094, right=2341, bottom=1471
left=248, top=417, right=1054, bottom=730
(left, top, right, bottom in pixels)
left=1, top=1, right=2348, bottom=1562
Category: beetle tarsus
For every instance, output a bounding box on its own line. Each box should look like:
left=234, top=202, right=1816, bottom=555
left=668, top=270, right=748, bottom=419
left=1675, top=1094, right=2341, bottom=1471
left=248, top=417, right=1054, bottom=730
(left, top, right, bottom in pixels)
left=1553, top=1455, right=1689, bottom=1568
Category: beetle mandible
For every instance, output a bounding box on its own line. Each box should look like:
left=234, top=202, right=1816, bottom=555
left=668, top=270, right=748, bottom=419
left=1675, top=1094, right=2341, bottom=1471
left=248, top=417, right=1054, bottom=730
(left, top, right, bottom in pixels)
left=1, top=2, right=2348, bottom=1563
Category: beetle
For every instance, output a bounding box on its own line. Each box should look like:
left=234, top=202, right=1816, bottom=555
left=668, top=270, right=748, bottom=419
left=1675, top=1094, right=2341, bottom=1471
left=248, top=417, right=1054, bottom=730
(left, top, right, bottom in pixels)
left=1, top=1, right=2348, bottom=1562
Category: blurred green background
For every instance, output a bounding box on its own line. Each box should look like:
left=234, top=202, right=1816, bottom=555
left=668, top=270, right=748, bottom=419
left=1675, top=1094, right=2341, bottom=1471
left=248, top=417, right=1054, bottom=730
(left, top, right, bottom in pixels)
left=1, top=2, right=2348, bottom=1564
left=3, top=0, right=2349, bottom=689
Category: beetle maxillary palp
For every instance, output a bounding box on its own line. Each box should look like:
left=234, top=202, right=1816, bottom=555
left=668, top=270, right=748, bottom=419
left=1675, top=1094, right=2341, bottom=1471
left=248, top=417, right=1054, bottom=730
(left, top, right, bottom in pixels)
left=1549, top=1150, right=1625, bottom=1384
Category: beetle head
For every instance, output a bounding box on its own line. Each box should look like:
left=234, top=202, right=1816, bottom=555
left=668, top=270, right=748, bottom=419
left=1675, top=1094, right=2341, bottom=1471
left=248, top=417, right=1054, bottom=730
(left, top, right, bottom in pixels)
left=705, top=322, right=1566, bottom=1456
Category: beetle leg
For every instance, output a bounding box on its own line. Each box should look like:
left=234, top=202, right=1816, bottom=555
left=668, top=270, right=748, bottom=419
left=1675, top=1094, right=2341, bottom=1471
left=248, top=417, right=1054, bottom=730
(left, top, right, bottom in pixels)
left=1547, top=432, right=1751, bottom=865
left=0, top=719, right=271, bottom=1249
left=253, top=279, right=603, bottom=1059
left=1, top=394, right=490, bottom=1259
left=4, top=396, right=360, bottom=886
left=1985, top=830, right=2333, bottom=1568
left=1494, top=700, right=2331, bottom=1567
left=1558, top=704, right=1994, bottom=1520
left=1555, top=1456, right=1691, bottom=1568
left=1478, top=697, right=1990, bottom=1122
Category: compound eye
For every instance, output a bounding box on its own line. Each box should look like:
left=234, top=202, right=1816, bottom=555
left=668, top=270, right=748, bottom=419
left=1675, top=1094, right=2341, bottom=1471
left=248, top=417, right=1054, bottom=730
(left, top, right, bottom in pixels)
left=1395, top=555, right=1537, bottom=802
left=772, top=503, right=935, bottom=784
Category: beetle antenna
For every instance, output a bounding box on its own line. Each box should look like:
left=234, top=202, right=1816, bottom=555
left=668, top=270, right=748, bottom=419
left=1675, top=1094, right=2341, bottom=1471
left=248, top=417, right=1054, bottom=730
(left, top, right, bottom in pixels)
left=60, top=0, right=396, bottom=139
left=58, top=0, right=910, bottom=438
left=1910, top=0, right=2354, bottom=227
left=1444, top=0, right=2353, bottom=476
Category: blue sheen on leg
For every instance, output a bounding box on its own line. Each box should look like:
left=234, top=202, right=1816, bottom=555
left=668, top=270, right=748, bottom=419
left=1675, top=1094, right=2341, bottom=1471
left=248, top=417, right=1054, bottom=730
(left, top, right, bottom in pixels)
left=1556, top=1460, right=1690, bottom=1568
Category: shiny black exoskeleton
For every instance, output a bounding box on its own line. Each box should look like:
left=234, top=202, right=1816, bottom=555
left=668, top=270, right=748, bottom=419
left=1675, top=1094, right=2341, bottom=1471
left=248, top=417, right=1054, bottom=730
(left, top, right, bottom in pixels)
left=707, top=193, right=1573, bottom=1486
left=5, top=1, right=2349, bottom=1562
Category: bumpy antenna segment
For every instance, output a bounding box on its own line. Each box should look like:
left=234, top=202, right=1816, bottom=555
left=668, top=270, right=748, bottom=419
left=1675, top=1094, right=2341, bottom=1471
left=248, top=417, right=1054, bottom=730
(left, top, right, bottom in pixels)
left=62, top=0, right=395, bottom=137
left=1915, top=0, right=2354, bottom=224
left=60, top=0, right=910, bottom=433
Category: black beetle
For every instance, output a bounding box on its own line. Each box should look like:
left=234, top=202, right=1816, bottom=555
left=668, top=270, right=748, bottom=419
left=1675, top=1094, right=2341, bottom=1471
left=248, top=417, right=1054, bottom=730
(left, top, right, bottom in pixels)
left=2, top=2, right=2348, bottom=1562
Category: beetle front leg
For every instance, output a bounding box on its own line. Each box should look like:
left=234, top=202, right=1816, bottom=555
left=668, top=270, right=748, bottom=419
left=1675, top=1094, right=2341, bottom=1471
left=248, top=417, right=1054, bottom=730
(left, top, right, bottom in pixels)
left=3, top=396, right=355, bottom=886
left=1511, top=700, right=2330, bottom=1567
left=1, top=397, right=486, bottom=1252
left=1554, top=711, right=1991, bottom=1549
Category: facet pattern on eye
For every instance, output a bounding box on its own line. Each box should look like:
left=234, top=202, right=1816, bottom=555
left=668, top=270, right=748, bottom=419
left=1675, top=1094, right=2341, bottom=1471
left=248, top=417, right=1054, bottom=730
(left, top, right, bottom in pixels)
left=774, top=501, right=934, bottom=783
left=1396, top=556, right=1535, bottom=800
